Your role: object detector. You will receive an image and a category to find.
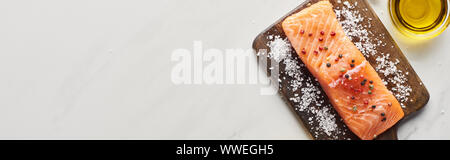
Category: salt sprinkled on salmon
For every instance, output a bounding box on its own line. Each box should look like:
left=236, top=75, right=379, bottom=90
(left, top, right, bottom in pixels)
left=260, top=0, right=414, bottom=139
left=282, top=0, right=404, bottom=140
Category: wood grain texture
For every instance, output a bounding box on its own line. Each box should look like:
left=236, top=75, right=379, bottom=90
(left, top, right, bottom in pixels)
left=252, top=0, right=429, bottom=140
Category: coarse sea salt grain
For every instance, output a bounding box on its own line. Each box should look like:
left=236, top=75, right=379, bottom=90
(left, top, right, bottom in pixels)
left=267, top=36, right=292, bottom=63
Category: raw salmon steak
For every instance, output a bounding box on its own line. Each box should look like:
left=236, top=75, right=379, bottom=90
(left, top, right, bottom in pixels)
left=281, top=0, right=404, bottom=140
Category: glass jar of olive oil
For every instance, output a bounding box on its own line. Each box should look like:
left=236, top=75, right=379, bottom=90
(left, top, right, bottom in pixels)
left=389, top=0, right=450, bottom=39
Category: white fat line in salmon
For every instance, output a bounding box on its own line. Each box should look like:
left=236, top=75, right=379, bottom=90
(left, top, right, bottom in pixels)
left=328, top=60, right=367, bottom=88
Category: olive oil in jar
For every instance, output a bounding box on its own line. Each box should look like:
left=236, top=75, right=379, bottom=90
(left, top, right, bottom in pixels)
left=389, top=0, right=450, bottom=39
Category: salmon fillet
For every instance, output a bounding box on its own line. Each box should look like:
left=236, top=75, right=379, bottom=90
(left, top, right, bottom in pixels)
left=281, top=0, right=404, bottom=140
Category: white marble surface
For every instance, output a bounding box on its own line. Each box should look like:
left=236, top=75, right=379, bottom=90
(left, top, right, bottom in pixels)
left=0, top=0, right=448, bottom=139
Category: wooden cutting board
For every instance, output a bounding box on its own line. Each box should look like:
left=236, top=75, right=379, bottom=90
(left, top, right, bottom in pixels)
left=252, top=0, right=429, bottom=140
